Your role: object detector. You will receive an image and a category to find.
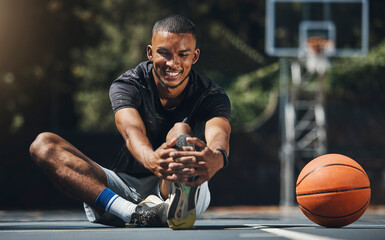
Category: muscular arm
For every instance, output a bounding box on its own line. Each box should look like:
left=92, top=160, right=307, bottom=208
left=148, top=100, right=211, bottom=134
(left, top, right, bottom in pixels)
left=114, top=108, right=177, bottom=179
left=205, top=117, right=231, bottom=158
left=201, top=116, right=231, bottom=171
left=115, top=108, right=151, bottom=165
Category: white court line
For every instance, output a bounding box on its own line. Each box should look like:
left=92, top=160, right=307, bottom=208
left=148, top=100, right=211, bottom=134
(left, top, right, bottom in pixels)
left=244, top=224, right=342, bottom=240
left=260, top=228, right=342, bottom=240
left=0, top=228, right=169, bottom=233
left=239, top=233, right=275, bottom=238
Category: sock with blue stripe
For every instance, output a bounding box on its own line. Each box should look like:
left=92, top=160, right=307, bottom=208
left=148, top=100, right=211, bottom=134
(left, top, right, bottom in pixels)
left=95, top=187, right=137, bottom=222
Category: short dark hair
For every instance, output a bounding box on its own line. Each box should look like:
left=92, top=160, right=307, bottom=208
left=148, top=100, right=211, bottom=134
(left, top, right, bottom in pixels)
left=152, top=15, right=196, bottom=38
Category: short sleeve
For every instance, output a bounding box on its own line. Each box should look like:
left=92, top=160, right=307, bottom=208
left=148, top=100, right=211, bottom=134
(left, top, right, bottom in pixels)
left=109, top=78, right=142, bottom=113
left=198, top=93, right=231, bottom=121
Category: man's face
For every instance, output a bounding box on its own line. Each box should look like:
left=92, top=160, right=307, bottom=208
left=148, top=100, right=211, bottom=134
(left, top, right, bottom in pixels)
left=147, top=31, right=200, bottom=89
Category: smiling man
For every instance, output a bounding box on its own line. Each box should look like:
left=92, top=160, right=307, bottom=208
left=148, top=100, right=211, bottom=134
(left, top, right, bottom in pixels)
left=30, top=15, right=231, bottom=230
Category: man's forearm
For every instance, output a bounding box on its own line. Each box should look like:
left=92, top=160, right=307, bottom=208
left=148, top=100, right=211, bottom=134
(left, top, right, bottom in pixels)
left=123, top=127, right=155, bottom=170
left=205, top=117, right=231, bottom=154
left=207, top=131, right=230, bottom=154
left=115, top=108, right=156, bottom=171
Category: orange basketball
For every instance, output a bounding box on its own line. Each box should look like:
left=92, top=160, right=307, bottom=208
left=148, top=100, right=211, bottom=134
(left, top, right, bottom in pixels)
left=296, top=154, right=371, bottom=227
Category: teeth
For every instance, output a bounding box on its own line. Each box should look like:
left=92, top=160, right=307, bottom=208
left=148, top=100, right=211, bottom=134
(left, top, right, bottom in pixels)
left=166, top=72, right=180, bottom=76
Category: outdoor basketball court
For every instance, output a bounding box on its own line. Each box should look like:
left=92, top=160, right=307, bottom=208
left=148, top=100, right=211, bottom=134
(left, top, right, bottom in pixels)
left=2, top=1, right=382, bottom=239
left=1, top=206, right=384, bottom=240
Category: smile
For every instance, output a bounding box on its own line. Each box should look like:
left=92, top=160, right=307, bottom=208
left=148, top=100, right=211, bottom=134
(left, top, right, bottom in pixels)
left=166, top=71, right=180, bottom=77
left=153, top=67, right=189, bottom=89
left=165, top=70, right=182, bottom=79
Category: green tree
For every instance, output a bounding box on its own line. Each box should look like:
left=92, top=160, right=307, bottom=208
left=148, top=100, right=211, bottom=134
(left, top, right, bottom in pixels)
left=327, top=39, right=385, bottom=96
left=0, top=0, right=91, bottom=139
left=71, top=0, right=173, bottom=132
left=71, top=0, right=268, bottom=132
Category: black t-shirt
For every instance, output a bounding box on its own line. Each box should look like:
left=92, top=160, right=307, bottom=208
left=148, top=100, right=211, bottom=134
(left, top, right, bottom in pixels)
left=109, top=61, right=231, bottom=177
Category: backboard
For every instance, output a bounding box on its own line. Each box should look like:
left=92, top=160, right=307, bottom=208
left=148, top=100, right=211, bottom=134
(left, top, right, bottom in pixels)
left=265, top=0, right=369, bottom=57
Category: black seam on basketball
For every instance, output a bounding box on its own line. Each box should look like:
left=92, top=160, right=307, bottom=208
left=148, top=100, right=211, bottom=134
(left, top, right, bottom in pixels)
left=299, top=199, right=370, bottom=219
left=296, top=164, right=368, bottom=187
left=297, top=186, right=370, bottom=196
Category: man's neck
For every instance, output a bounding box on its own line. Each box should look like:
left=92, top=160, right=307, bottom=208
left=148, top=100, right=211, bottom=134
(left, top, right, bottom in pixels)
left=152, top=71, right=188, bottom=109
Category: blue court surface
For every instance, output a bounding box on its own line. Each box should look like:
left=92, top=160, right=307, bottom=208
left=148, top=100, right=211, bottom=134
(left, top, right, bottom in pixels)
left=1, top=206, right=384, bottom=240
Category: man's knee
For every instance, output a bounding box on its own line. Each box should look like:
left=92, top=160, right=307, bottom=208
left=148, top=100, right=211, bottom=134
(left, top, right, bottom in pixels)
left=30, top=132, right=60, bottom=165
left=166, top=122, right=192, bottom=141
left=172, top=122, right=192, bottom=133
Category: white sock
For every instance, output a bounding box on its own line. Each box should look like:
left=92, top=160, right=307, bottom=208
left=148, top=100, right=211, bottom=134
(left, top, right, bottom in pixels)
left=105, top=195, right=137, bottom=222
left=95, top=187, right=137, bottom=222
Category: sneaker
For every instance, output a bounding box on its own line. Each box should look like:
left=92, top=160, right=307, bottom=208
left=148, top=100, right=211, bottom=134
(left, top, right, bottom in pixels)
left=167, top=182, right=200, bottom=230
left=175, top=134, right=195, bottom=150
left=127, top=195, right=168, bottom=227
left=167, top=134, right=200, bottom=230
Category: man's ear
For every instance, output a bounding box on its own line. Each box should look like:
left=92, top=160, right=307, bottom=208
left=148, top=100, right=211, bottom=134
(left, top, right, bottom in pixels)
left=192, top=48, right=200, bottom=64
left=147, top=45, right=153, bottom=62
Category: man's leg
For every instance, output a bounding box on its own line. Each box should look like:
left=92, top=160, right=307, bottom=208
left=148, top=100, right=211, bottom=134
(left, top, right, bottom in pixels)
left=30, top=132, right=108, bottom=205
left=29, top=132, right=136, bottom=224
left=158, top=122, right=193, bottom=198
left=161, top=122, right=211, bottom=229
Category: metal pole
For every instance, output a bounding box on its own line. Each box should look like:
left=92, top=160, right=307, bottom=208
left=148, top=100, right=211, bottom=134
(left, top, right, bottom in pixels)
left=279, top=58, right=296, bottom=207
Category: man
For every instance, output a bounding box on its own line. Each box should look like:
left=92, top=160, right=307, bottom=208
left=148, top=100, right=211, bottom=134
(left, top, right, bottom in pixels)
left=30, top=15, right=231, bottom=229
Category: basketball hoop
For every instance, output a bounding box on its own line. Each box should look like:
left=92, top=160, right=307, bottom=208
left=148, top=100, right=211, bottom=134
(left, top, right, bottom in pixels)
left=304, top=37, right=335, bottom=75
left=306, top=37, right=335, bottom=56
left=266, top=0, right=369, bottom=209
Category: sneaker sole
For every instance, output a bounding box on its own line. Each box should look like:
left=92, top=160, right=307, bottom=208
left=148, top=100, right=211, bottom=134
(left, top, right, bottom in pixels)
left=167, top=183, right=198, bottom=230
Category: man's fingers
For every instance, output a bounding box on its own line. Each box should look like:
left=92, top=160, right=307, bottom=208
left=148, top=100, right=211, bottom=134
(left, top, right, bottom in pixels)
left=158, top=148, right=176, bottom=158
left=180, top=146, right=195, bottom=151
left=159, top=136, right=210, bottom=186
left=166, top=173, right=177, bottom=181
left=183, top=177, right=205, bottom=187
left=186, top=137, right=206, bottom=149
left=169, top=162, right=195, bottom=172
left=158, top=156, right=175, bottom=168
left=174, top=155, right=196, bottom=164
left=163, top=138, right=177, bottom=149
left=170, top=150, right=199, bottom=158
left=166, top=172, right=196, bottom=182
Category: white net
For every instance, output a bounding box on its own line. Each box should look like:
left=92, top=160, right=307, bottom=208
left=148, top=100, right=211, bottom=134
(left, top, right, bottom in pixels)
left=303, top=37, right=335, bottom=74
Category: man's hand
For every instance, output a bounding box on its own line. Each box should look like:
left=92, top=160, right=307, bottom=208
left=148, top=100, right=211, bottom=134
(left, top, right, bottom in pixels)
left=144, top=138, right=196, bottom=182
left=145, top=138, right=179, bottom=181
left=169, top=137, right=224, bottom=187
